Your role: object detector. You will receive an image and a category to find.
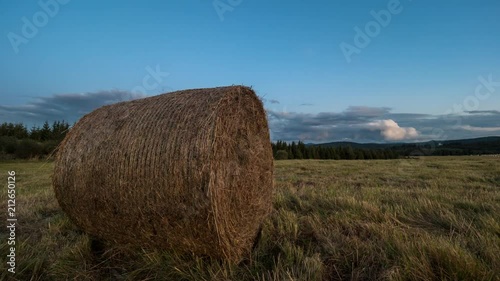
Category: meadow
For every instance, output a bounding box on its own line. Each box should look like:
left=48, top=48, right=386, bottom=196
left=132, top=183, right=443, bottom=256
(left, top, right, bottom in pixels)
left=0, top=156, right=499, bottom=280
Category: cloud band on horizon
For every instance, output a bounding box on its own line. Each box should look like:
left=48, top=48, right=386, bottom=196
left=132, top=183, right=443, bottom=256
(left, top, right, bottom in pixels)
left=1, top=91, right=499, bottom=143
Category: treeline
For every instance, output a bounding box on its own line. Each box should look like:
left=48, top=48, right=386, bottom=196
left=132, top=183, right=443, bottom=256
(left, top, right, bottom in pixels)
left=0, top=121, right=70, bottom=159
left=272, top=141, right=399, bottom=160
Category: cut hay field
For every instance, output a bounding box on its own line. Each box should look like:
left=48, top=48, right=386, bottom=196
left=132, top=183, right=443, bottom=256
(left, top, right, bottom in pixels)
left=0, top=156, right=499, bottom=280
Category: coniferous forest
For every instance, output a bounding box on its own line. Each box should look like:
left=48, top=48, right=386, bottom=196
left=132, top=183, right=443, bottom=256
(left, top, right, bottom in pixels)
left=272, top=140, right=399, bottom=160
left=0, top=121, right=70, bottom=159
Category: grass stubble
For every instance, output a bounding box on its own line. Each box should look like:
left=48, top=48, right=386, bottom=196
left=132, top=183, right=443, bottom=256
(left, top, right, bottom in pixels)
left=0, top=156, right=498, bottom=280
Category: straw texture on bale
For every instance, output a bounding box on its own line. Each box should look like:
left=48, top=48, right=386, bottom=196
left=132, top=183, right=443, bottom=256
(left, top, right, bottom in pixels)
left=53, top=86, right=273, bottom=262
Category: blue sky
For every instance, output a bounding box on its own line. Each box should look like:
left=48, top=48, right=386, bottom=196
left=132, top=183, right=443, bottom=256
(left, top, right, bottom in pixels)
left=1, top=0, right=499, bottom=142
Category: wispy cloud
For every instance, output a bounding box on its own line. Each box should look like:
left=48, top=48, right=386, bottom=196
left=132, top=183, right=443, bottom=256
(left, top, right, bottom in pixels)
left=344, top=106, right=391, bottom=117
left=458, top=125, right=500, bottom=132
left=0, top=90, right=145, bottom=124
left=464, top=110, right=500, bottom=115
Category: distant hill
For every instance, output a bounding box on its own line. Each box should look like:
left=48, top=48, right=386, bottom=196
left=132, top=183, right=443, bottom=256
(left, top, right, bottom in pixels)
left=313, top=136, right=500, bottom=156
left=315, top=141, right=396, bottom=149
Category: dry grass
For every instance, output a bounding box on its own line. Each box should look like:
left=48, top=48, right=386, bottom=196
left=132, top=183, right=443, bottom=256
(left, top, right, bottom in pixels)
left=0, top=156, right=499, bottom=280
left=52, top=86, right=273, bottom=263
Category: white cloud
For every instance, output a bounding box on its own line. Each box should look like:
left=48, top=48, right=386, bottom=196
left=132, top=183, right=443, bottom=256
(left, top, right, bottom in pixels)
left=365, top=119, right=419, bottom=141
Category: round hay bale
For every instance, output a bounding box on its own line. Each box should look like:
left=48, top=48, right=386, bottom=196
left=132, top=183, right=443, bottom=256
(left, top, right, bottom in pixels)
left=52, top=86, right=274, bottom=262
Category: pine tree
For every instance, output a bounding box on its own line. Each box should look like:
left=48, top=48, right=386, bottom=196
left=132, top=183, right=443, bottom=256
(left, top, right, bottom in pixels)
left=40, top=121, right=52, bottom=141
left=30, top=125, right=41, bottom=141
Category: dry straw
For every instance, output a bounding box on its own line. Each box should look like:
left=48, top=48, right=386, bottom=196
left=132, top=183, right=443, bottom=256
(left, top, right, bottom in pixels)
left=53, top=86, right=274, bottom=262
